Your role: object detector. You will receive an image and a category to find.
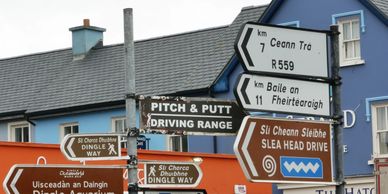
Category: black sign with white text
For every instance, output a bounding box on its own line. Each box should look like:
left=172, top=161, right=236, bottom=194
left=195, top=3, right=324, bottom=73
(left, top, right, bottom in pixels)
left=140, top=96, right=246, bottom=134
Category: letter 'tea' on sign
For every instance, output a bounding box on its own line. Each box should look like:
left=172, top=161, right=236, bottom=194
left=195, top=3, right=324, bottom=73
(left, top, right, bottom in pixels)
left=235, top=22, right=329, bottom=78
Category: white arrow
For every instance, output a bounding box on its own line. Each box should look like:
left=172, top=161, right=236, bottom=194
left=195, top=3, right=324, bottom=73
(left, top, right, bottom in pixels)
left=10, top=169, right=23, bottom=194
left=242, top=121, right=259, bottom=177
left=66, top=138, right=76, bottom=158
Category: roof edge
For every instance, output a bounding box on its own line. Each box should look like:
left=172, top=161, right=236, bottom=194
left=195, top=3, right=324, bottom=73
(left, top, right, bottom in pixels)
left=258, top=0, right=284, bottom=23
left=358, top=0, right=388, bottom=26
left=241, top=4, right=270, bottom=11
left=0, top=110, right=26, bottom=121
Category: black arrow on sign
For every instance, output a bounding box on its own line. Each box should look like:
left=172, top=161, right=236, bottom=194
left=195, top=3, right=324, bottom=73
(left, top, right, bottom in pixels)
left=242, top=27, right=254, bottom=67
left=241, top=77, right=251, bottom=105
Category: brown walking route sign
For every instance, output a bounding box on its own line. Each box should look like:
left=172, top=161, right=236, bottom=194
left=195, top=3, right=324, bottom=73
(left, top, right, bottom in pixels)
left=234, top=116, right=333, bottom=184
left=61, top=133, right=121, bottom=161
left=3, top=165, right=124, bottom=194
left=142, top=162, right=203, bottom=188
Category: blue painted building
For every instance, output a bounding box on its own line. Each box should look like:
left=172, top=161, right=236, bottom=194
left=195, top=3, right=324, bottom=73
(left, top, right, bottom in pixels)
left=209, top=0, right=387, bottom=193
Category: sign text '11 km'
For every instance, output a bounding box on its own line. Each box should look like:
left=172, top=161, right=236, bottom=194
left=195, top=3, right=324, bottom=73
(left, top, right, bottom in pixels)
left=235, top=74, right=330, bottom=117
left=235, top=22, right=329, bottom=78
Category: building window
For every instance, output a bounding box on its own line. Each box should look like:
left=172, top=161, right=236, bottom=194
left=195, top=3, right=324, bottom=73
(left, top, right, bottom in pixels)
left=168, top=135, right=188, bottom=152
left=61, top=123, right=79, bottom=139
left=372, top=104, right=388, bottom=157
left=112, top=117, right=127, bottom=148
left=9, top=122, right=31, bottom=142
left=333, top=10, right=365, bottom=67
left=112, top=117, right=126, bottom=133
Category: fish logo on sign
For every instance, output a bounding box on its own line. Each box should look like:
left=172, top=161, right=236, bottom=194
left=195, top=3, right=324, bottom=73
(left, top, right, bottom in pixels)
left=280, top=156, right=323, bottom=178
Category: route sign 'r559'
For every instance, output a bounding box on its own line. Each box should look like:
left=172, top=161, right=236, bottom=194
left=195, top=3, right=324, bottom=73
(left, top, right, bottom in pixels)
left=235, top=22, right=329, bottom=78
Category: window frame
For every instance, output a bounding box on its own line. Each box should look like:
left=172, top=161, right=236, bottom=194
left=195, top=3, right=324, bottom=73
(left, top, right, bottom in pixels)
left=111, top=117, right=126, bottom=133
left=278, top=20, right=300, bottom=28
left=167, top=135, right=188, bottom=152
left=372, top=103, right=388, bottom=158
left=111, top=116, right=127, bottom=148
left=337, top=16, right=365, bottom=67
left=60, top=122, right=79, bottom=140
left=8, top=121, right=32, bottom=142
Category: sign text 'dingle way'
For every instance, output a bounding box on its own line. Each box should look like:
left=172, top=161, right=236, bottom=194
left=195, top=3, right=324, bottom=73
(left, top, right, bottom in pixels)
left=142, top=162, right=202, bottom=188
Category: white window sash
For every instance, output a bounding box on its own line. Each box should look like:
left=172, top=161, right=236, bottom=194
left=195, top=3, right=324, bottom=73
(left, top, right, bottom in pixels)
left=167, top=135, right=182, bottom=152
left=336, top=15, right=364, bottom=67
left=372, top=104, right=388, bottom=158
left=60, top=123, right=79, bottom=140
left=8, top=121, right=32, bottom=142
left=111, top=117, right=126, bottom=133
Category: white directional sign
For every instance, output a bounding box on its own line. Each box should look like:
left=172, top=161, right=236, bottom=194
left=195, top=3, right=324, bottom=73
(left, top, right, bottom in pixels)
left=235, top=74, right=331, bottom=116
left=235, top=22, right=329, bottom=78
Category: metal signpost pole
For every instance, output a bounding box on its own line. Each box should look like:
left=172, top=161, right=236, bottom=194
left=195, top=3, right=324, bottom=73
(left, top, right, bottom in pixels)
left=124, top=8, right=138, bottom=194
left=330, top=25, right=344, bottom=194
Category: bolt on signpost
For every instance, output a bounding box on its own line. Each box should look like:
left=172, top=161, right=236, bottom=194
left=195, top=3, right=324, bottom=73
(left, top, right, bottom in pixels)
left=233, top=22, right=343, bottom=193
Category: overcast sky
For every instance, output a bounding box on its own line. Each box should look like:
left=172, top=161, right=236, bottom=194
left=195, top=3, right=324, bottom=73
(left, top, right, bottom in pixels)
left=0, top=0, right=271, bottom=59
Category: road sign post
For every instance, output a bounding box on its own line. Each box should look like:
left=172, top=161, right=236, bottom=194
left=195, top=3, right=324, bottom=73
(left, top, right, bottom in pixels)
left=140, top=96, right=246, bottom=134
left=330, top=25, right=345, bottom=194
left=142, top=162, right=203, bottom=188
left=234, top=116, right=333, bottom=184
left=60, top=133, right=121, bottom=161
left=124, top=8, right=138, bottom=194
left=3, top=165, right=124, bottom=194
left=235, top=74, right=331, bottom=117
